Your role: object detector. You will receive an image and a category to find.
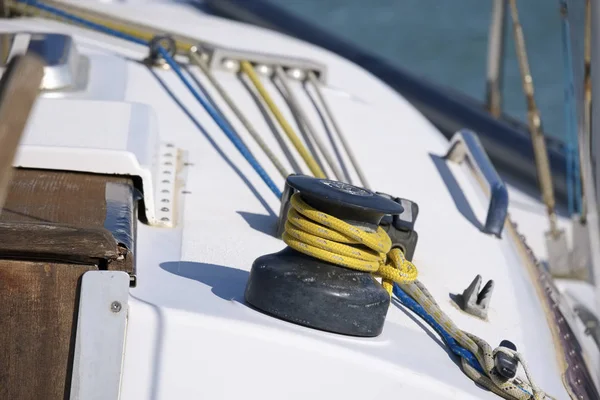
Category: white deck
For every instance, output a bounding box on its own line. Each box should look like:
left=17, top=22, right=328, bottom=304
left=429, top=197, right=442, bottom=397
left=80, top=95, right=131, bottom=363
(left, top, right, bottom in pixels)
left=6, top=1, right=584, bottom=398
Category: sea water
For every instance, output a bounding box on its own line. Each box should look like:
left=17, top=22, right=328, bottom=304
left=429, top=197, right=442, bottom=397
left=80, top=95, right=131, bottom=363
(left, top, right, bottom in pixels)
left=269, top=0, right=567, bottom=140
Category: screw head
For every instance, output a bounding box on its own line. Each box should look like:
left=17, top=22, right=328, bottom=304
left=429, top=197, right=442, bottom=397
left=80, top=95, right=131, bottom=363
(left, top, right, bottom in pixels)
left=110, top=301, right=122, bottom=313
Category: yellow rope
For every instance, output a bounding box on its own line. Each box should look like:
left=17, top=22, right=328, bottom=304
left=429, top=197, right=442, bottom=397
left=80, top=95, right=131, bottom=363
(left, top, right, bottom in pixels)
left=240, top=61, right=326, bottom=179
left=284, top=192, right=549, bottom=399
left=283, top=193, right=417, bottom=293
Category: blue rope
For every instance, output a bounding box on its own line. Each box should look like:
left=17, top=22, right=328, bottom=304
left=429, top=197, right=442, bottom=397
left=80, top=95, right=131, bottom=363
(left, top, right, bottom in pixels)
left=18, top=0, right=282, bottom=199
left=393, top=284, right=486, bottom=375
left=559, top=0, right=582, bottom=215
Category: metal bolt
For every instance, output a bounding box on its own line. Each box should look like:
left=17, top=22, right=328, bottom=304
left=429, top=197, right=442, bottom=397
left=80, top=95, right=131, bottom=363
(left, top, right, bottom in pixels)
left=161, top=217, right=170, bottom=222
left=161, top=207, right=170, bottom=212
left=110, top=301, right=122, bottom=313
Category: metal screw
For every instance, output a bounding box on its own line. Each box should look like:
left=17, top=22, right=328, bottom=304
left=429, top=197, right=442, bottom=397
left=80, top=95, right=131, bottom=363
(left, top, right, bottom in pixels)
left=161, top=217, right=170, bottom=222
left=110, top=301, right=122, bottom=313
left=161, top=207, right=170, bottom=212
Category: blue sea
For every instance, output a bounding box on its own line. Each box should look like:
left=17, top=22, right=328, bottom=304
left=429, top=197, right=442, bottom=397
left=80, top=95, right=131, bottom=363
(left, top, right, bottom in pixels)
left=269, top=0, right=568, bottom=140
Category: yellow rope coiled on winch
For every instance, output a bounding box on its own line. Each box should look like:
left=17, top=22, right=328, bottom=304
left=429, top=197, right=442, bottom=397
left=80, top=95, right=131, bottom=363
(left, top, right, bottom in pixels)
left=282, top=193, right=418, bottom=294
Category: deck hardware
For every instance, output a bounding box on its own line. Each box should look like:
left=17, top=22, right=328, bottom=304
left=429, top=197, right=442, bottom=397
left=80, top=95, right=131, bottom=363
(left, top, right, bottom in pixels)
left=377, top=193, right=419, bottom=261
left=444, top=129, right=509, bottom=237
left=0, top=33, right=90, bottom=92
left=156, top=143, right=178, bottom=226
left=110, top=301, right=122, bottom=313
left=459, top=274, right=494, bottom=319
left=147, top=35, right=176, bottom=66
left=221, top=58, right=239, bottom=72
left=573, top=302, right=600, bottom=348
left=494, top=340, right=518, bottom=379
left=194, top=42, right=327, bottom=82
left=286, top=68, right=305, bottom=80
left=256, top=64, right=273, bottom=76
left=70, top=271, right=129, bottom=400
left=248, top=175, right=403, bottom=337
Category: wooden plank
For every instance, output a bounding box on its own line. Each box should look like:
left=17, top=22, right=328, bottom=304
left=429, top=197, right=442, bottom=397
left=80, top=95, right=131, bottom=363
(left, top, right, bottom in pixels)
left=0, top=260, right=97, bottom=400
left=0, top=54, right=44, bottom=212
left=0, top=221, right=119, bottom=264
left=1, top=169, right=123, bottom=226
left=1, top=169, right=135, bottom=274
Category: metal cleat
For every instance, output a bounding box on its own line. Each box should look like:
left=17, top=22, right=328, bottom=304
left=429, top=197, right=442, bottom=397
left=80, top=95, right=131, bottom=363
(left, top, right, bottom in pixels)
left=460, top=274, right=494, bottom=319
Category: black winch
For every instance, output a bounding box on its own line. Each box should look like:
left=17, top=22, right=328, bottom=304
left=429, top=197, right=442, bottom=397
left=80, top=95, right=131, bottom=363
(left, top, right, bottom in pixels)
left=245, top=175, right=418, bottom=337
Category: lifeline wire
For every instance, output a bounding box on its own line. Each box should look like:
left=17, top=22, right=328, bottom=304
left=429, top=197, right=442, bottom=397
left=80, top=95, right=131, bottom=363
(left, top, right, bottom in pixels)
left=16, top=0, right=282, bottom=199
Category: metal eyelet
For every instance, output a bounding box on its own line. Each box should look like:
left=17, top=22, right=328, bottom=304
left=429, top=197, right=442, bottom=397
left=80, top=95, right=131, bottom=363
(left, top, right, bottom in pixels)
left=147, top=35, right=177, bottom=66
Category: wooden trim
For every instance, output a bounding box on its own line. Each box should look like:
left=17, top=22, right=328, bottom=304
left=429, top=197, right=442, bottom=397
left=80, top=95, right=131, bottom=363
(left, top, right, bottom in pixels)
left=0, top=260, right=97, bottom=400
left=0, top=54, right=44, bottom=212
left=0, top=221, right=118, bottom=264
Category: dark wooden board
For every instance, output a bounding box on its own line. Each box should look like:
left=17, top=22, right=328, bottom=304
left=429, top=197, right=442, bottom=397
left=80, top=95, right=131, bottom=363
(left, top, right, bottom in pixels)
left=0, top=221, right=119, bottom=264
left=0, top=260, right=97, bottom=400
left=1, top=169, right=125, bottom=226
left=1, top=169, right=136, bottom=274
